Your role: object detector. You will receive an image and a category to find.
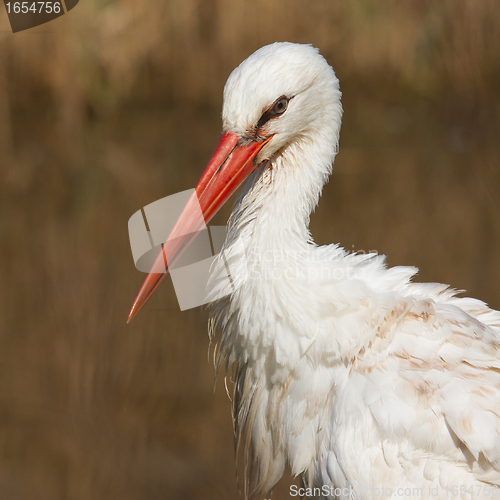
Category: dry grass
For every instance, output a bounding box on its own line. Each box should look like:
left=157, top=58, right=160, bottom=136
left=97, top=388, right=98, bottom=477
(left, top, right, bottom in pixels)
left=0, top=1, right=499, bottom=498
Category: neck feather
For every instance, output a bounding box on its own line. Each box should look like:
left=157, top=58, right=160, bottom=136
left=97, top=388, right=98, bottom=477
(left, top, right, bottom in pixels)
left=209, top=116, right=342, bottom=358
left=207, top=108, right=343, bottom=499
left=233, top=113, right=341, bottom=246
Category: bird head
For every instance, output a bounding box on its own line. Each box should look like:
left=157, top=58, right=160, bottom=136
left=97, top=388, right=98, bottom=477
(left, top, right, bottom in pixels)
left=128, top=42, right=341, bottom=321
left=223, top=42, right=341, bottom=165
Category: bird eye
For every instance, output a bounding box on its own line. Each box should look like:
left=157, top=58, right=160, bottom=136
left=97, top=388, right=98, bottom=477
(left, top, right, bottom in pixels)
left=270, top=97, right=289, bottom=117
left=256, top=96, right=290, bottom=129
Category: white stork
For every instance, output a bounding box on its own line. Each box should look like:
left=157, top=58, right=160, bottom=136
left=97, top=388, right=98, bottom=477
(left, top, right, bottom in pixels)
left=128, top=43, right=500, bottom=499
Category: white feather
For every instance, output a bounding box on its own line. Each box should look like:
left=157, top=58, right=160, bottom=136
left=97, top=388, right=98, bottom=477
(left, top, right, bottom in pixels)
left=208, top=42, right=500, bottom=499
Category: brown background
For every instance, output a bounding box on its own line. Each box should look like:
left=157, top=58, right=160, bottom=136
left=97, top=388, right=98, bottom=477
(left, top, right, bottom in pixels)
left=0, top=1, right=499, bottom=499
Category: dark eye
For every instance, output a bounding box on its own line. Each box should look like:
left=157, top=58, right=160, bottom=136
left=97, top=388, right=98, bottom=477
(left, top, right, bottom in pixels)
left=256, top=96, right=290, bottom=128
left=270, top=97, right=289, bottom=117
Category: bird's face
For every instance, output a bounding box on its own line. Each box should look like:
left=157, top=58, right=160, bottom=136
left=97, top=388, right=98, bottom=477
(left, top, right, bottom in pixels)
left=222, top=42, right=341, bottom=165
left=128, top=43, right=340, bottom=321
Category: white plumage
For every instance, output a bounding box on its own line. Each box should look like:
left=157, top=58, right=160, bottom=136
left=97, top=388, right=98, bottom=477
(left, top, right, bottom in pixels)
left=130, top=43, right=500, bottom=499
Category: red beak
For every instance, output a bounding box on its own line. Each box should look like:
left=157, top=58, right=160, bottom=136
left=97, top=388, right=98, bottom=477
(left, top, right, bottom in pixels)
left=127, top=131, right=272, bottom=322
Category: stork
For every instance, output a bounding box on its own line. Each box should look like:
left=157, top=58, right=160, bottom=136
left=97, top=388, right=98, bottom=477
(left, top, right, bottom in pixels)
left=128, top=43, right=500, bottom=499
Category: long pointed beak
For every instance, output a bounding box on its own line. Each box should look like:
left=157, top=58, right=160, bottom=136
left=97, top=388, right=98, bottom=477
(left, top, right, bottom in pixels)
left=127, top=131, right=272, bottom=322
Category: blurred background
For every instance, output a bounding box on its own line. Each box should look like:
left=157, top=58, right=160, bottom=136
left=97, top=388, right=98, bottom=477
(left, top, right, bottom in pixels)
left=0, top=1, right=499, bottom=498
